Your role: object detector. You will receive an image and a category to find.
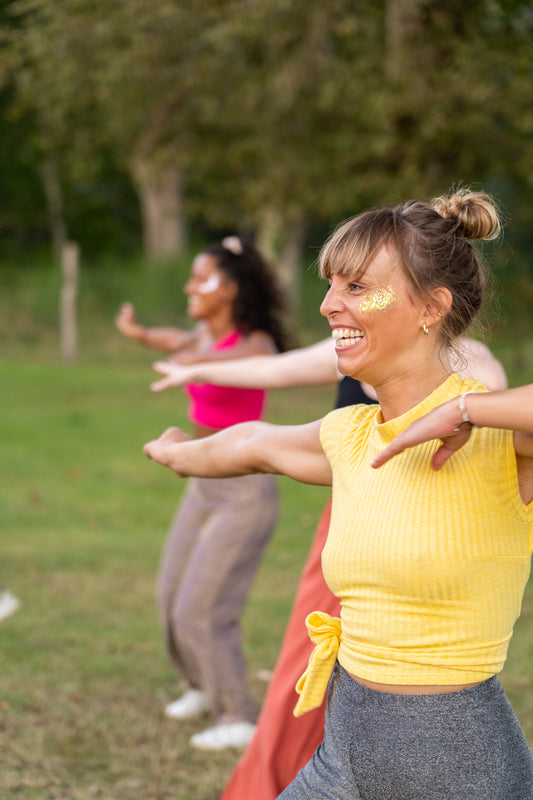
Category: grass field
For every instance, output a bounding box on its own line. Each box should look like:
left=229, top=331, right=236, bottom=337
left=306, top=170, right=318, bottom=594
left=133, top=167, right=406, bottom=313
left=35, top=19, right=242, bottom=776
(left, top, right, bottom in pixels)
left=0, top=354, right=335, bottom=800
left=1, top=272, right=533, bottom=799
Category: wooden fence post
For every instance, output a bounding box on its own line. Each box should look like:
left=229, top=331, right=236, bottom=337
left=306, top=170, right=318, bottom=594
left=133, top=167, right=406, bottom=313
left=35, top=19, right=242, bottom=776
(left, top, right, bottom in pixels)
left=60, top=241, right=79, bottom=363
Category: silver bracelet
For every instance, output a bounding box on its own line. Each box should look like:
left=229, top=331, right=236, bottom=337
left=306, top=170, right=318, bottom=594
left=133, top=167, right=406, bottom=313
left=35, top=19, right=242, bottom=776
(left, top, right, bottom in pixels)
left=458, top=391, right=477, bottom=426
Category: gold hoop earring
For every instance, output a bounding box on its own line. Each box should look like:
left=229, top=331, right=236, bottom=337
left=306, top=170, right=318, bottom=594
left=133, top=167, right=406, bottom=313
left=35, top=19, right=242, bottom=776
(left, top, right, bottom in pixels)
left=422, top=322, right=429, bottom=336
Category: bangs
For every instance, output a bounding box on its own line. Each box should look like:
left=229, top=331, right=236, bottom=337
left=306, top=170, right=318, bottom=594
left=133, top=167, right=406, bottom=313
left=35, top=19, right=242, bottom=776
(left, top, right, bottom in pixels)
left=319, top=209, right=396, bottom=281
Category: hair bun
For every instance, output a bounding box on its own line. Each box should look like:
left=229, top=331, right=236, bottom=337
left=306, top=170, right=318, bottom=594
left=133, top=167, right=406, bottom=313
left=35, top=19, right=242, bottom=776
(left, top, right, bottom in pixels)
left=432, top=188, right=501, bottom=242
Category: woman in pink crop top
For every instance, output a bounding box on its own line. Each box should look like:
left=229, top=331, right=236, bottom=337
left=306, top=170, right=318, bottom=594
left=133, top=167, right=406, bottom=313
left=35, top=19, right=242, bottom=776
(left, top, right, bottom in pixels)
left=116, top=236, right=289, bottom=751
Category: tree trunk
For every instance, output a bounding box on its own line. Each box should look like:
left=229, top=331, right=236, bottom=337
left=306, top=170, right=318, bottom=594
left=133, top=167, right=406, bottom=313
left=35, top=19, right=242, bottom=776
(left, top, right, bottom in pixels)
left=131, top=159, right=187, bottom=261
left=256, top=207, right=306, bottom=311
left=40, top=157, right=67, bottom=261
left=385, top=0, right=425, bottom=83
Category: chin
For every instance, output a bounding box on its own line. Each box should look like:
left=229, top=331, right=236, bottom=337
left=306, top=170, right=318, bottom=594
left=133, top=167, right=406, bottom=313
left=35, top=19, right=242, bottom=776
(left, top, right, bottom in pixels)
left=336, top=353, right=361, bottom=378
left=337, top=360, right=370, bottom=385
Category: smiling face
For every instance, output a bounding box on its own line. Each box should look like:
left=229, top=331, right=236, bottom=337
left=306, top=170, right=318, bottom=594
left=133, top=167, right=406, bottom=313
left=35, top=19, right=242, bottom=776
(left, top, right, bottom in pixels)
left=184, top=253, right=237, bottom=321
left=320, top=245, right=427, bottom=385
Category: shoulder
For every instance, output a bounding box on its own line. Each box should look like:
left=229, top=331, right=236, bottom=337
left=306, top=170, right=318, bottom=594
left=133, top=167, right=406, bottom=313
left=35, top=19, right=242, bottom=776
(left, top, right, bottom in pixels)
left=323, top=403, right=378, bottom=425
left=239, top=329, right=278, bottom=355
left=189, top=321, right=209, bottom=343
left=320, top=404, right=378, bottom=457
left=452, top=337, right=508, bottom=391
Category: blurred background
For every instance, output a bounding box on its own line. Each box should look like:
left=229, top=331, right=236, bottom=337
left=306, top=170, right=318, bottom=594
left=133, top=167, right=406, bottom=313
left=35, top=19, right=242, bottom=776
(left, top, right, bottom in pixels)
left=0, top=0, right=532, bottom=366
left=1, top=3, right=533, bottom=799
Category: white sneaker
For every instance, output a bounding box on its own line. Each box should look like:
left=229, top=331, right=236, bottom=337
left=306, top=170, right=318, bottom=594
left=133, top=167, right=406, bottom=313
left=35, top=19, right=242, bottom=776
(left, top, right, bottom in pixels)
left=164, top=689, right=209, bottom=720
left=190, top=721, right=256, bottom=751
left=0, top=590, right=20, bottom=623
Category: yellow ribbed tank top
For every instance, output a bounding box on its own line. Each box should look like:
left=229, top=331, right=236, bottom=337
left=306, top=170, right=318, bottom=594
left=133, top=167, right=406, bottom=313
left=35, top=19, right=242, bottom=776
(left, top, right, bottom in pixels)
left=294, top=373, right=533, bottom=716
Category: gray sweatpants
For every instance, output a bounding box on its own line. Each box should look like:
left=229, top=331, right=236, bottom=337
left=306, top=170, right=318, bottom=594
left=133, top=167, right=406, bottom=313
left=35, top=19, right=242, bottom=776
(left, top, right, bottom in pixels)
left=279, top=664, right=533, bottom=800
left=157, top=474, right=279, bottom=724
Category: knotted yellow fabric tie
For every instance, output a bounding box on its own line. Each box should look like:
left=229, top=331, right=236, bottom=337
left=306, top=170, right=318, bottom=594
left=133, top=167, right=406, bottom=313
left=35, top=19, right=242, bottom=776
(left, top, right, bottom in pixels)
left=293, top=611, right=342, bottom=717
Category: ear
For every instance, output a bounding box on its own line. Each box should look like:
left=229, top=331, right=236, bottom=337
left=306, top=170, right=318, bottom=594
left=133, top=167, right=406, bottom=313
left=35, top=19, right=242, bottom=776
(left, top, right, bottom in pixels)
left=421, top=287, right=453, bottom=327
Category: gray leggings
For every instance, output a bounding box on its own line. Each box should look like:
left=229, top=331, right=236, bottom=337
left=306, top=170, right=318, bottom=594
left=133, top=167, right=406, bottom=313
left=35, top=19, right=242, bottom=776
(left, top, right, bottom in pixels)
left=157, top=474, right=279, bottom=724
left=278, top=664, right=533, bottom=800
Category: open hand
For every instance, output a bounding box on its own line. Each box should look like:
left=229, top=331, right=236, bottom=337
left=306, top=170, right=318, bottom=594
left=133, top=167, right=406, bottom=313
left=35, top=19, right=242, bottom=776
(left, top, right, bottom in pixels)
left=371, top=399, right=473, bottom=471
left=150, top=361, right=191, bottom=392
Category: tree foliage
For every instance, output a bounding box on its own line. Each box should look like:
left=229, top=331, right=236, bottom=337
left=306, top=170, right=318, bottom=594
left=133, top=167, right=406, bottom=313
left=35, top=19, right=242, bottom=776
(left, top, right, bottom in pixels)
left=0, top=0, right=532, bottom=270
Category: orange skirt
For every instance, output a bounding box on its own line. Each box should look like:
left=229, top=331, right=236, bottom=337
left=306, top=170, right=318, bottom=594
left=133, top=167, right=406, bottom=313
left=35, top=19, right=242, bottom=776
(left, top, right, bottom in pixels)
left=221, top=499, right=339, bottom=800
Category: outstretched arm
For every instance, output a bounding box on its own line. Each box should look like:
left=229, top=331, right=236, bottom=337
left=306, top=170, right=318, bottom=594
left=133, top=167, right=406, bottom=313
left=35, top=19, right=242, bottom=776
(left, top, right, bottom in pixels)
left=372, top=385, right=533, bottom=472
left=144, top=418, right=332, bottom=486
left=150, top=337, right=339, bottom=392
left=115, top=302, right=194, bottom=353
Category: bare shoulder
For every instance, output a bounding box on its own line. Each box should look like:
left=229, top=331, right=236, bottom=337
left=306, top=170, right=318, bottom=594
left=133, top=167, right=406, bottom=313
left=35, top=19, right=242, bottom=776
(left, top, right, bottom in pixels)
left=458, top=337, right=493, bottom=361
left=453, top=337, right=508, bottom=391
left=241, top=329, right=278, bottom=355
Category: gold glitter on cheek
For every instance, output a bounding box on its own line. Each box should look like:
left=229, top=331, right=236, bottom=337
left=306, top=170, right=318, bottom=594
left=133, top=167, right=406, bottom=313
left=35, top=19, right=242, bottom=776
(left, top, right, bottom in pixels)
left=358, top=285, right=397, bottom=313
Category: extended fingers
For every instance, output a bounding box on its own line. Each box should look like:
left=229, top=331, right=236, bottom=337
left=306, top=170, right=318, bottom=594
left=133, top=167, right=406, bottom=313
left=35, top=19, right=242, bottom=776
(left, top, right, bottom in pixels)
left=143, top=427, right=182, bottom=457
left=143, top=440, right=158, bottom=458
left=431, top=444, right=456, bottom=471
left=159, top=426, right=187, bottom=443
left=152, top=360, right=171, bottom=375
left=151, top=361, right=186, bottom=391
left=150, top=377, right=172, bottom=392
left=116, top=301, right=135, bottom=321
left=371, top=437, right=408, bottom=468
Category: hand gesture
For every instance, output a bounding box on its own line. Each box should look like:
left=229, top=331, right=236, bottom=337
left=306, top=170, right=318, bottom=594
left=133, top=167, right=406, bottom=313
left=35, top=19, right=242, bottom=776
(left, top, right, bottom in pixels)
left=143, top=427, right=191, bottom=475
left=115, top=302, right=140, bottom=338
left=150, top=361, right=191, bottom=392
left=371, top=399, right=473, bottom=471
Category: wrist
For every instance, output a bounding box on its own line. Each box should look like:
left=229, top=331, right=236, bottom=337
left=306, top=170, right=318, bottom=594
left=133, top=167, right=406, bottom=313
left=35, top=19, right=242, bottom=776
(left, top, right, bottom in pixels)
left=133, top=325, right=147, bottom=343
left=457, top=391, right=477, bottom=428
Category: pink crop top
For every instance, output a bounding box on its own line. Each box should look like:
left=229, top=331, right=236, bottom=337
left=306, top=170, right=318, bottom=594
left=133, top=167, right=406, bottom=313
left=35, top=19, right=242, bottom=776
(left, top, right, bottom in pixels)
left=185, top=330, right=267, bottom=429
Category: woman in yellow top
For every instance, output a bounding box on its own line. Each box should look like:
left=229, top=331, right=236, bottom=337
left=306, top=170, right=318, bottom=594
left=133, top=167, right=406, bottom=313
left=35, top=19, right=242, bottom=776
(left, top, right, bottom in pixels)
left=143, top=188, right=533, bottom=799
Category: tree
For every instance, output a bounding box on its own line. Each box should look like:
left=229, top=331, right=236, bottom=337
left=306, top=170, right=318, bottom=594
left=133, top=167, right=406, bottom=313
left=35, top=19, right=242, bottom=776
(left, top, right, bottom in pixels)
left=181, top=0, right=533, bottom=294
left=1, top=0, right=532, bottom=300
left=184, top=1, right=386, bottom=295
left=2, top=0, right=212, bottom=260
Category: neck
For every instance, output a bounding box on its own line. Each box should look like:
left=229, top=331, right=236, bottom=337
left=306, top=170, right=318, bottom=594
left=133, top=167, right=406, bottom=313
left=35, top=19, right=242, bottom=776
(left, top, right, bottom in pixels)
left=372, top=364, right=452, bottom=421
left=206, top=309, right=237, bottom=341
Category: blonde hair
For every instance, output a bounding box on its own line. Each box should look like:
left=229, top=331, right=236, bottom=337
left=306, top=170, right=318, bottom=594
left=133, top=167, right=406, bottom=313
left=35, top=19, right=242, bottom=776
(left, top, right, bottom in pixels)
left=319, top=188, right=501, bottom=346
left=431, top=189, right=501, bottom=242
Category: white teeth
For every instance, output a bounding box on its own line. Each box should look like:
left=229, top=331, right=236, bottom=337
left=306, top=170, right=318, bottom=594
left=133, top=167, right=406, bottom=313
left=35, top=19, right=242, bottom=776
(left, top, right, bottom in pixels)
left=332, top=328, right=364, bottom=340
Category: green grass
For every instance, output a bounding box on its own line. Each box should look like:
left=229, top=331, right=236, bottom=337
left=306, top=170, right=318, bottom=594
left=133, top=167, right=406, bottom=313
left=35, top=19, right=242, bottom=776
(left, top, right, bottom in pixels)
left=0, top=358, right=333, bottom=800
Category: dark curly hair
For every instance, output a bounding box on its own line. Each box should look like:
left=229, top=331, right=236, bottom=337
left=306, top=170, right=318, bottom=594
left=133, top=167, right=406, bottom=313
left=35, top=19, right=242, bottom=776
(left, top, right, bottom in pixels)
left=203, top=238, right=290, bottom=352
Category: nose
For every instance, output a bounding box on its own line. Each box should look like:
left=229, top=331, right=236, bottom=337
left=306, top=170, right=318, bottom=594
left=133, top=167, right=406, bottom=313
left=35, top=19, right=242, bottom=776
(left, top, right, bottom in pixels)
left=320, top=283, right=341, bottom=318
